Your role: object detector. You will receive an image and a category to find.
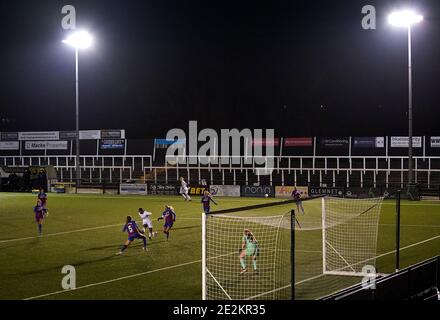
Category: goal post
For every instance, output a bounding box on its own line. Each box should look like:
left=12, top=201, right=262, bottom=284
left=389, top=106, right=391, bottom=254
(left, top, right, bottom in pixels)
left=202, top=211, right=207, bottom=300
left=321, top=196, right=384, bottom=277
left=202, top=210, right=293, bottom=300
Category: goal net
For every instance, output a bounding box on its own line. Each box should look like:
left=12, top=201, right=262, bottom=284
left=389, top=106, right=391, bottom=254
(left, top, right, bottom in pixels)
left=201, top=196, right=384, bottom=300
left=322, top=196, right=384, bottom=277
left=202, top=212, right=292, bottom=300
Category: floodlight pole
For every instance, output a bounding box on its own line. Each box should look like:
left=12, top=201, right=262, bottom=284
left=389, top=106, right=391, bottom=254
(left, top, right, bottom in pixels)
left=63, top=31, right=93, bottom=189
left=395, top=190, right=401, bottom=271
left=407, top=26, right=413, bottom=186
left=75, top=48, right=81, bottom=189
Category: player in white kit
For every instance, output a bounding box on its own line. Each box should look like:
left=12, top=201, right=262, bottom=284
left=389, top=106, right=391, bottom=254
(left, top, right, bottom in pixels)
left=179, top=177, right=192, bottom=201
left=138, top=208, right=157, bottom=240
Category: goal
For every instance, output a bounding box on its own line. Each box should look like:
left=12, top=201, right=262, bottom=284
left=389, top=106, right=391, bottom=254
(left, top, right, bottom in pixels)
left=322, top=196, right=384, bottom=277
left=201, top=196, right=384, bottom=300
left=202, top=212, right=293, bottom=300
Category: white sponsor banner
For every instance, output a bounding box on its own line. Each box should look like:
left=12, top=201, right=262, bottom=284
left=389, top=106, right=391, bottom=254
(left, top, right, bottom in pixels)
left=119, top=183, right=148, bottom=195
left=101, top=129, right=126, bottom=139
left=19, top=131, right=59, bottom=141
left=431, top=137, right=440, bottom=148
left=275, top=186, right=309, bottom=198
left=79, top=130, right=101, bottom=140
left=0, top=141, right=19, bottom=150
left=77, top=188, right=103, bottom=194
left=25, top=141, right=46, bottom=150
left=25, top=141, right=68, bottom=150
left=209, top=185, right=240, bottom=197
left=47, top=141, right=68, bottom=150
left=391, top=136, right=422, bottom=148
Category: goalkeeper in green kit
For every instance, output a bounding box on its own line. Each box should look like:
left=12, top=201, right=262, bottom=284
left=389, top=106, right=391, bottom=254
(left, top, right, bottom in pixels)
left=239, top=229, right=259, bottom=274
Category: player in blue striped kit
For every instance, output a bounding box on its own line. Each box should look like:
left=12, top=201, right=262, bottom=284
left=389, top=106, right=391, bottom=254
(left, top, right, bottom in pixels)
left=38, top=188, right=48, bottom=209
left=116, top=216, right=147, bottom=255
left=33, top=199, right=47, bottom=235
left=201, top=190, right=217, bottom=214
left=157, top=205, right=176, bottom=241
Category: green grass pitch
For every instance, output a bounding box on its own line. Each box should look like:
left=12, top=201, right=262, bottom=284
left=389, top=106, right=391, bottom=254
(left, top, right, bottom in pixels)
left=0, top=192, right=439, bottom=300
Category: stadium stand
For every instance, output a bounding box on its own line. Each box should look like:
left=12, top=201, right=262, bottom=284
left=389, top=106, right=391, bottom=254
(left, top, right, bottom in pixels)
left=1, top=134, right=440, bottom=194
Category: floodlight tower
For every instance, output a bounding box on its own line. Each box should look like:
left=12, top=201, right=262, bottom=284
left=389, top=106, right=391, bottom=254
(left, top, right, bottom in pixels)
left=388, top=10, right=423, bottom=186
left=63, top=30, right=93, bottom=188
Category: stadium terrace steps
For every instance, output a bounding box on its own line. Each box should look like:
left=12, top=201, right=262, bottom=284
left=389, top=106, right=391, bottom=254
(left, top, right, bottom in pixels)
left=52, top=164, right=439, bottom=190
left=39, top=154, right=440, bottom=189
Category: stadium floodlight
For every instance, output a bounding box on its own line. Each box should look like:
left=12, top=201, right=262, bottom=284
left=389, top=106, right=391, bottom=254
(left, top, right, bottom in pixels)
left=62, top=30, right=93, bottom=49
left=388, top=10, right=423, bottom=27
left=63, top=30, right=94, bottom=189
left=388, top=9, right=423, bottom=187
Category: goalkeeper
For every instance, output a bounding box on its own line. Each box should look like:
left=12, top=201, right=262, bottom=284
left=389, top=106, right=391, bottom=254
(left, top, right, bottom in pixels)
left=239, top=229, right=259, bottom=274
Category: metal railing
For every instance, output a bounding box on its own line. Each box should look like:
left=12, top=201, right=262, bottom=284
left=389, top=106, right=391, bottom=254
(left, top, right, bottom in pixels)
left=2, top=154, right=440, bottom=188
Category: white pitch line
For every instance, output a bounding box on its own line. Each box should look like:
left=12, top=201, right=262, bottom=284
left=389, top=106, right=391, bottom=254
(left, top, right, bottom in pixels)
left=0, top=193, right=274, bottom=203
left=22, top=247, right=323, bottom=300
left=245, top=233, right=440, bottom=299
left=23, top=259, right=200, bottom=300
left=15, top=225, right=440, bottom=300
left=1, top=219, right=437, bottom=246
left=296, top=233, right=440, bottom=286
left=2, top=193, right=440, bottom=207
left=0, top=224, right=122, bottom=244
left=381, top=202, right=440, bottom=207
left=380, top=223, right=440, bottom=228
left=244, top=284, right=292, bottom=300
left=374, top=233, right=440, bottom=260
left=0, top=218, right=200, bottom=244
left=1, top=220, right=437, bottom=245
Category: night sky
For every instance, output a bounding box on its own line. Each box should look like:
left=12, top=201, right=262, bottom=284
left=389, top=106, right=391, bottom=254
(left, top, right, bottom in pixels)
left=1, top=0, right=439, bottom=138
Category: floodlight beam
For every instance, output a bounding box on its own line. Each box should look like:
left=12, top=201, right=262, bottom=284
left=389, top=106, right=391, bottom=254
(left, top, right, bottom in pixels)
left=388, top=10, right=423, bottom=27
left=62, top=30, right=93, bottom=49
